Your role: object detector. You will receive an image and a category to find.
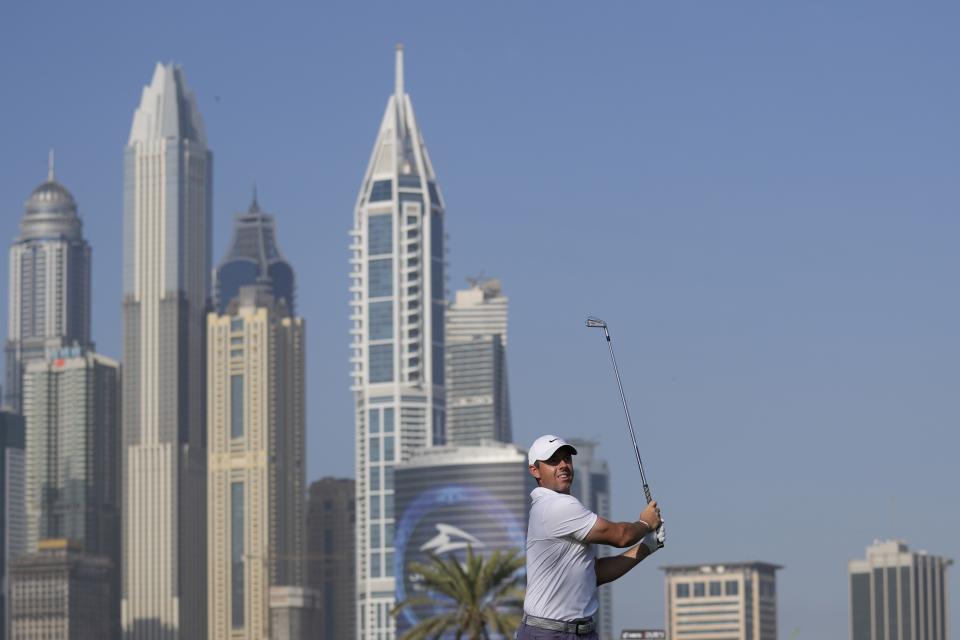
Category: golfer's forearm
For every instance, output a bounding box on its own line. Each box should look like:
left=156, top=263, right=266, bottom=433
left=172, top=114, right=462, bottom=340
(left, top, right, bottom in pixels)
left=595, top=545, right=651, bottom=585
left=615, top=520, right=652, bottom=547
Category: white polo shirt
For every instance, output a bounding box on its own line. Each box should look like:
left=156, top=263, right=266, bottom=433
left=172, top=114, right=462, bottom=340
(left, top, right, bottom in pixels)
left=524, top=486, right=599, bottom=621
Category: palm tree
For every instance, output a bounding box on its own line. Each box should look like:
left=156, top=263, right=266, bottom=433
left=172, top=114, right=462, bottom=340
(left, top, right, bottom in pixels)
left=392, top=545, right=525, bottom=640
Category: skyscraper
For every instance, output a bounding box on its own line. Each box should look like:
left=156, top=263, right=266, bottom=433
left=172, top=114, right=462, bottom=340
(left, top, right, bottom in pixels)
left=213, top=192, right=295, bottom=315
left=445, top=278, right=511, bottom=444
left=306, top=477, right=356, bottom=640
left=207, top=225, right=305, bottom=638
left=0, top=411, right=25, bottom=640
left=351, top=45, right=447, bottom=639
left=121, top=62, right=211, bottom=638
left=22, top=349, right=119, bottom=556
left=4, top=157, right=91, bottom=413
left=849, top=539, right=952, bottom=640
left=663, top=561, right=781, bottom=640
left=9, top=538, right=113, bottom=640
left=568, top=439, right=613, bottom=640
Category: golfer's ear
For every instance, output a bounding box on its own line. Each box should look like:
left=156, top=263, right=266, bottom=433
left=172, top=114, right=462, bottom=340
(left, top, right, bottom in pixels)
left=528, top=464, right=540, bottom=480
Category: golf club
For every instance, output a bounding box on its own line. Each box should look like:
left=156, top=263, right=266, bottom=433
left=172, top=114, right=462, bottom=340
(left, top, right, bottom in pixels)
left=586, top=316, right=663, bottom=547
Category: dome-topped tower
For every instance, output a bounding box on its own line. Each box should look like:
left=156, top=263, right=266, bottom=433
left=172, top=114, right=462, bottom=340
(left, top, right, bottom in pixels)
left=4, top=154, right=91, bottom=411
left=20, top=156, right=83, bottom=241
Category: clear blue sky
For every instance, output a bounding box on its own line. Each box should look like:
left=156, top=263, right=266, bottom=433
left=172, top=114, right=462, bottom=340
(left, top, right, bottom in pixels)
left=2, top=2, right=957, bottom=636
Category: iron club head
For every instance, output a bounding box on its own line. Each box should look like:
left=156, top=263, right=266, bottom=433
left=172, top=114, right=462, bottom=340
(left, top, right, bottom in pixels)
left=585, top=317, right=607, bottom=329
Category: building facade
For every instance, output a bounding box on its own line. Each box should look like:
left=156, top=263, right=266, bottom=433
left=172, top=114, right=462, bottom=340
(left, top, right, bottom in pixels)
left=445, top=279, right=511, bottom=445
left=9, top=539, right=113, bottom=640
left=306, top=477, right=355, bottom=640
left=849, top=539, right=952, bottom=640
left=351, top=45, right=447, bottom=639
left=22, top=349, right=119, bottom=557
left=207, top=287, right=305, bottom=639
left=121, top=62, right=212, bottom=638
left=568, top=439, right=612, bottom=640
left=393, top=442, right=531, bottom=637
left=0, top=412, right=25, bottom=640
left=268, top=586, right=320, bottom=640
left=5, top=159, right=91, bottom=413
left=663, top=561, right=781, bottom=640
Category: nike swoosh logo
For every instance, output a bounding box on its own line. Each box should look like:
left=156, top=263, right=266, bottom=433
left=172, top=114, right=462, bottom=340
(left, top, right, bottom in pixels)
left=549, top=438, right=557, bottom=442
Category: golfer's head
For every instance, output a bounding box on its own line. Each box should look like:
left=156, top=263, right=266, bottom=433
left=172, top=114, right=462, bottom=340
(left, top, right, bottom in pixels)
left=528, top=434, right=578, bottom=494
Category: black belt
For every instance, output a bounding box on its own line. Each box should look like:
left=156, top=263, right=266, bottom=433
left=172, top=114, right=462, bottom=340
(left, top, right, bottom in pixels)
left=522, top=613, right=595, bottom=635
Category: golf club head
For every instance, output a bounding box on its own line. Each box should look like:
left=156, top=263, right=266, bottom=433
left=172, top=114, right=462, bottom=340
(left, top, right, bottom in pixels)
left=585, top=316, right=607, bottom=329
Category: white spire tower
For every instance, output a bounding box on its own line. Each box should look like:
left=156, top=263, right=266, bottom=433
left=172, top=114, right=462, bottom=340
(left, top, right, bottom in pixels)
left=350, top=45, right=447, bottom=639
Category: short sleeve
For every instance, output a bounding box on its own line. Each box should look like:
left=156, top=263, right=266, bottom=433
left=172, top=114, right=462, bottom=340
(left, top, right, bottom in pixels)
left=544, top=494, right=598, bottom=542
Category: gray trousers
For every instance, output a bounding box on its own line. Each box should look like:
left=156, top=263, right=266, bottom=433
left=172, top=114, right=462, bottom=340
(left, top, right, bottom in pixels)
left=515, top=622, right=599, bottom=640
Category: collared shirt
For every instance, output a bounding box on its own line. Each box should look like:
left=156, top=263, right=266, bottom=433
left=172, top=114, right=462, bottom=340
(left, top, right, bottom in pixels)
left=523, top=487, right=599, bottom=621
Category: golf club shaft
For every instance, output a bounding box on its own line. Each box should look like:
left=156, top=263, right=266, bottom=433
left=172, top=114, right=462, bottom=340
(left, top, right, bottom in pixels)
left=601, top=325, right=653, bottom=505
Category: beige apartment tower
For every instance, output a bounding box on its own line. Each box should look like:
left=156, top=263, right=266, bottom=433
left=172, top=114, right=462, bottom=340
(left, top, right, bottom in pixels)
left=207, top=287, right=305, bottom=639
left=663, top=561, right=781, bottom=640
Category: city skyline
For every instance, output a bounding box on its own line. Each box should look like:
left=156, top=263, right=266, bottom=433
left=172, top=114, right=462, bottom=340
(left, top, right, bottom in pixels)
left=1, top=4, right=957, bottom=637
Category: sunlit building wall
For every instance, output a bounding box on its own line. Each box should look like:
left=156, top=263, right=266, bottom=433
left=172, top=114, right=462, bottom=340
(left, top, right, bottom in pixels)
left=351, top=45, right=447, bottom=639
left=121, top=62, right=212, bottom=638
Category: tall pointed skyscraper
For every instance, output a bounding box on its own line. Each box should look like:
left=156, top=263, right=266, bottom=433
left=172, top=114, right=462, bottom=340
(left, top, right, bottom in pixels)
left=5, top=156, right=91, bottom=412
left=351, top=45, right=447, bottom=639
left=121, top=62, right=211, bottom=638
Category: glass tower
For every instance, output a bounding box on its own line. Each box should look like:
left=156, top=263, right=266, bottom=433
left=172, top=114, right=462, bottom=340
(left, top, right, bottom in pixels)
left=351, top=45, right=446, bottom=639
left=121, top=62, right=211, bottom=638
left=4, top=157, right=91, bottom=413
left=445, top=278, right=511, bottom=444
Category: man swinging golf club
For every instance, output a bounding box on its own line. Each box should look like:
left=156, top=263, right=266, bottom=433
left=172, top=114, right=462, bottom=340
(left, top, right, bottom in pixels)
left=518, top=434, right=664, bottom=640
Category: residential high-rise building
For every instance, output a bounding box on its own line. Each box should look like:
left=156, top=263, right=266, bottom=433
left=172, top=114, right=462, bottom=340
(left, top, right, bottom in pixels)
left=213, top=192, right=295, bottom=314
left=393, top=442, right=532, bottom=637
left=0, top=412, right=25, bottom=640
left=22, top=349, right=119, bottom=554
left=351, top=45, right=447, bottom=639
left=4, top=156, right=91, bottom=413
left=445, top=278, right=511, bottom=445
left=207, top=285, right=305, bottom=639
left=849, top=539, right=952, bottom=640
left=568, top=439, right=612, bottom=640
left=121, top=62, right=212, bottom=638
left=663, top=561, right=782, bottom=640
left=21, top=348, right=119, bottom=636
left=306, top=477, right=355, bottom=640
left=9, top=539, right=113, bottom=640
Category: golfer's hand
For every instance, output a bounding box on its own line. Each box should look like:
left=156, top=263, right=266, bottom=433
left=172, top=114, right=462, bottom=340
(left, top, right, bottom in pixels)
left=639, top=500, right=661, bottom=532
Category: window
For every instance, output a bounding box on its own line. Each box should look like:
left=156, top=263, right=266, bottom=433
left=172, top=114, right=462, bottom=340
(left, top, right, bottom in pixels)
left=369, top=180, right=392, bottom=202
left=368, top=214, right=392, bottom=255
left=384, top=436, right=395, bottom=462
left=725, top=580, right=739, bottom=596
left=369, top=302, right=393, bottom=340
left=383, top=408, right=395, bottom=433
left=384, top=494, right=394, bottom=519
left=230, top=375, right=243, bottom=438
left=369, top=408, right=380, bottom=434
left=370, top=552, right=381, bottom=577
left=383, top=465, right=394, bottom=491
left=369, top=495, right=380, bottom=519
left=231, top=317, right=244, bottom=331
left=369, top=467, right=380, bottom=491
left=676, top=583, right=690, bottom=598
left=385, top=551, right=394, bottom=577
left=368, top=259, right=393, bottom=298
left=694, top=582, right=705, bottom=597
left=369, top=437, right=380, bottom=462
left=370, top=524, right=381, bottom=548
left=231, top=482, right=244, bottom=629
left=709, top=581, right=721, bottom=596
left=369, top=344, right=394, bottom=383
